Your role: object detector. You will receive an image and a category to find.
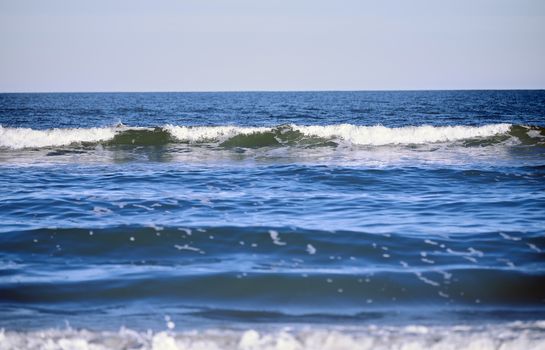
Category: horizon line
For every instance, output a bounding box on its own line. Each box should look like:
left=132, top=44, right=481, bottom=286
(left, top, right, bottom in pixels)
left=1, top=88, right=544, bottom=94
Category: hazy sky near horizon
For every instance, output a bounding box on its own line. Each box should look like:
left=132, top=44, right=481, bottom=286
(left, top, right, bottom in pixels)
left=1, top=0, right=544, bottom=92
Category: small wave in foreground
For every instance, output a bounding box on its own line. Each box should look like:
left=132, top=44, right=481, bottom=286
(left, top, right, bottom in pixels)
left=1, top=321, right=544, bottom=350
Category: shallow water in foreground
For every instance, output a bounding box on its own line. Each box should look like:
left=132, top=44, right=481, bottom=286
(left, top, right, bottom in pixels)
left=0, top=91, right=544, bottom=349
left=2, top=322, right=545, bottom=350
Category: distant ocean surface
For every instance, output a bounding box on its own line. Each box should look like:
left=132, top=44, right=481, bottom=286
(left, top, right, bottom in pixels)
left=0, top=91, right=544, bottom=349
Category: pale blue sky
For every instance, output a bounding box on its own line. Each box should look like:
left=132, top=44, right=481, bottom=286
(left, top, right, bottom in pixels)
left=1, top=0, right=544, bottom=92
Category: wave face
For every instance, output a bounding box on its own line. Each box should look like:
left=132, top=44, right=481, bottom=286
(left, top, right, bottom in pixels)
left=1, top=123, right=541, bottom=149
left=2, top=225, right=544, bottom=310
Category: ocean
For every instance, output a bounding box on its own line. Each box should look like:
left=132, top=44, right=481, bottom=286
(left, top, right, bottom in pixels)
left=0, top=90, right=544, bottom=349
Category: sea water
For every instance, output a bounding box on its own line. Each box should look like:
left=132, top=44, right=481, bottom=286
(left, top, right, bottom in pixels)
left=0, top=91, right=544, bottom=349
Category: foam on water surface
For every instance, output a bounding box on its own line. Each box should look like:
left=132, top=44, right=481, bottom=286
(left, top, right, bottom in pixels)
left=0, top=125, right=118, bottom=149
left=291, top=123, right=513, bottom=145
left=164, top=125, right=272, bottom=144
left=1, top=322, right=544, bottom=350
left=0, top=123, right=516, bottom=149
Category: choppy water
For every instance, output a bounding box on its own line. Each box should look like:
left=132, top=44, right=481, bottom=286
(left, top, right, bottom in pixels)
left=1, top=91, right=544, bottom=349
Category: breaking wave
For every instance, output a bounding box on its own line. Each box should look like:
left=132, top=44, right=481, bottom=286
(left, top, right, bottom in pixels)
left=1, top=123, right=543, bottom=149
left=1, top=322, right=544, bottom=350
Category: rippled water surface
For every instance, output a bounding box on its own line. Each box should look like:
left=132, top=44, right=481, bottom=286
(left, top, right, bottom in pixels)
left=0, top=91, right=544, bottom=349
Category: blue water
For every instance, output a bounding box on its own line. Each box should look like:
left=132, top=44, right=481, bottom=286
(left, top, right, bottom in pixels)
left=0, top=91, right=544, bottom=347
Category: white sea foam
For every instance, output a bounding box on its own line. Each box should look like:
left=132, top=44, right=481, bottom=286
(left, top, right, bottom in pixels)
left=269, top=230, right=286, bottom=246
left=306, top=244, right=317, bottom=255
left=0, top=123, right=513, bottom=149
left=527, top=129, right=543, bottom=138
left=292, top=123, right=512, bottom=145
left=0, top=125, right=118, bottom=149
left=1, top=322, right=544, bottom=350
left=164, top=125, right=271, bottom=143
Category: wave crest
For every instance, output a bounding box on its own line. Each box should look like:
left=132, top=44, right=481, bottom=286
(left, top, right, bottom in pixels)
left=0, top=125, right=118, bottom=149
left=0, top=123, right=536, bottom=149
left=292, top=123, right=513, bottom=145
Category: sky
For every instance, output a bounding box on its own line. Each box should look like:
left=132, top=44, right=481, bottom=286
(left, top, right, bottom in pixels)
left=0, top=0, right=544, bottom=92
